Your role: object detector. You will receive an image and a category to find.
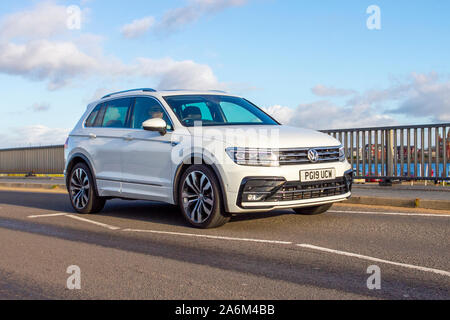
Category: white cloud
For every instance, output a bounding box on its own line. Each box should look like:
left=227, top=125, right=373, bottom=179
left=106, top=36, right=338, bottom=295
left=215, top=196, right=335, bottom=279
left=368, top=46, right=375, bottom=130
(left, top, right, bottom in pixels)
left=387, top=73, right=450, bottom=122
left=157, top=0, right=247, bottom=34
left=119, top=0, right=248, bottom=37
left=0, top=125, right=70, bottom=148
left=263, top=105, right=294, bottom=124
left=31, top=103, right=50, bottom=112
left=0, top=2, right=101, bottom=89
left=311, top=84, right=356, bottom=97
left=0, top=38, right=222, bottom=90
left=343, top=72, right=450, bottom=122
left=0, top=40, right=100, bottom=89
left=0, top=2, right=68, bottom=41
left=120, top=16, right=155, bottom=39
left=135, top=58, right=221, bottom=90
left=86, top=87, right=113, bottom=102
left=0, top=1, right=229, bottom=148
left=266, top=102, right=396, bottom=130
left=0, top=2, right=224, bottom=90
left=269, top=72, right=450, bottom=130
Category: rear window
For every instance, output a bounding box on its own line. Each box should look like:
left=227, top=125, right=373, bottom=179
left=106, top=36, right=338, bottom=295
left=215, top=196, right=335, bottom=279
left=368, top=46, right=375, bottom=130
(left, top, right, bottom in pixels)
left=85, top=104, right=102, bottom=127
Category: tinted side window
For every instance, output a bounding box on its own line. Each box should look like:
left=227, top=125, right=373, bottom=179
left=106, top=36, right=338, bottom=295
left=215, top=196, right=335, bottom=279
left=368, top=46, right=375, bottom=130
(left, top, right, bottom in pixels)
left=85, top=104, right=102, bottom=127
left=101, top=98, right=132, bottom=128
left=131, top=97, right=173, bottom=130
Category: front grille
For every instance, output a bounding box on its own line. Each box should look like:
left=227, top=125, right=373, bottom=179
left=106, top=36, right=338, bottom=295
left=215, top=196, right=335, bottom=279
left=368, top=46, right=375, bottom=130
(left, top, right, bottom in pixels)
left=266, top=178, right=347, bottom=202
left=278, top=147, right=340, bottom=165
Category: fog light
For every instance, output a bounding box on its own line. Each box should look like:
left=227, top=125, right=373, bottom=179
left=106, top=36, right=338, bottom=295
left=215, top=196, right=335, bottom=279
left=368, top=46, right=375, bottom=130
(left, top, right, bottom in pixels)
left=240, top=178, right=286, bottom=204
left=247, top=194, right=266, bottom=201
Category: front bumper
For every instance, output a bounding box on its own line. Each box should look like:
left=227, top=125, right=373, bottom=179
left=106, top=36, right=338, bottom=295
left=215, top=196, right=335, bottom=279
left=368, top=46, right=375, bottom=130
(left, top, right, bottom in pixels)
left=236, top=169, right=353, bottom=210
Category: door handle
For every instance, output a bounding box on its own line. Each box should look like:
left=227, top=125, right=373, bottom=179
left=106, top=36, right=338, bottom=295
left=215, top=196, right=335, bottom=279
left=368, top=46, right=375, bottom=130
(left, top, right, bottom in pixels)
left=124, top=135, right=134, bottom=141
left=89, top=133, right=96, bottom=139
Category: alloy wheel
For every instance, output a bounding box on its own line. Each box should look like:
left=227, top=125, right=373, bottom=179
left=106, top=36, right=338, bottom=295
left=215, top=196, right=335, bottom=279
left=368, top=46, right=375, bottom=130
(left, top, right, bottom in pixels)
left=70, top=168, right=90, bottom=210
left=181, top=171, right=215, bottom=224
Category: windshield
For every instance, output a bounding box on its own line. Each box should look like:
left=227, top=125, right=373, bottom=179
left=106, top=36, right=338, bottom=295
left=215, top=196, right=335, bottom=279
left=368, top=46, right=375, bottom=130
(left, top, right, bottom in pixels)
left=163, top=95, right=279, bottom=127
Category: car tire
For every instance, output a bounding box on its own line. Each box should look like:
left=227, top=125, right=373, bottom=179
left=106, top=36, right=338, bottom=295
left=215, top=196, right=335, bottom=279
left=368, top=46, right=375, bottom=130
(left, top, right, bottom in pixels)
left=69, top=162, right=106, bottom=214
left=178, top=165, right=230, bottom=228
left=293, top=203, right=333, bottom=215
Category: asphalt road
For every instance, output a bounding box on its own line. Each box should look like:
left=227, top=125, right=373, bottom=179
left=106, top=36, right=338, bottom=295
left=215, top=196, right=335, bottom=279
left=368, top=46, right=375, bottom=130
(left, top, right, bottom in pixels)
left=0, top=188, right=449, bottom=300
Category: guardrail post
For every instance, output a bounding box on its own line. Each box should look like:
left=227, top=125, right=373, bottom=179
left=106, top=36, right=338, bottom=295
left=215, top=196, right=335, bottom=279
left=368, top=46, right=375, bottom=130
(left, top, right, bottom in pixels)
left=381, top=129, right=394, bottom=186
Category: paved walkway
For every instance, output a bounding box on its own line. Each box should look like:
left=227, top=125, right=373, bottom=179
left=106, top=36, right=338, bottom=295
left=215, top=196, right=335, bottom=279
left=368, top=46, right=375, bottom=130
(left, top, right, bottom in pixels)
left=353, top=184, right=450, bottom=201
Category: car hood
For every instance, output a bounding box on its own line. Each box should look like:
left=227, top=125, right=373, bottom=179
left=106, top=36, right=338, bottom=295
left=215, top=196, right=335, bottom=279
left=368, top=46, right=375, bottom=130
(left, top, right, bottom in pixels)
left=187, top=125, right=341, bottom=149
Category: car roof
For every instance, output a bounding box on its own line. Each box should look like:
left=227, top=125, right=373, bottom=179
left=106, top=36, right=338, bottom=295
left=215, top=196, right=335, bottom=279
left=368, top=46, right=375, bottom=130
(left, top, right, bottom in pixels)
left=92, top=89, right=239, bottom=105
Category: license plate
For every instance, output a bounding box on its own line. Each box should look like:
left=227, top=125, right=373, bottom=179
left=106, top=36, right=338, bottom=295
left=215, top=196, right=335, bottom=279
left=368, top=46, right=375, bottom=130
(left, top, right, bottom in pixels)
left=300, top=168, right=336, bottom=182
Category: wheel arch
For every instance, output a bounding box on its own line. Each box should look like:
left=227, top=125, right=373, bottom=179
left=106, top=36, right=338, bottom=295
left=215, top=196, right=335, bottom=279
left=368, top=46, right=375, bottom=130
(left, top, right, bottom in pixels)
left=65, top=153, right=100, bottom=196
left=172, top=154, right=229, bottom=212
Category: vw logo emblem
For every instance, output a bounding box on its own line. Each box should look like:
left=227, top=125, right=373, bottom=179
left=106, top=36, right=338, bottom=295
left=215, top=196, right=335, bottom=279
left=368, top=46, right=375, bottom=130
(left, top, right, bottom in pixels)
left=307, top=149, right=319, bottom=163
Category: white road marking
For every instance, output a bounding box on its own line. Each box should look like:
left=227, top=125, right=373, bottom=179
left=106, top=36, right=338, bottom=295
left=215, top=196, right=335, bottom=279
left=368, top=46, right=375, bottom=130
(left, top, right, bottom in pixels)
left=22, top=210, right=450, bottom=278
left=297, top=244, right=450, bottom=277
left=65, top=215, right=120, bottom=230
left=330, top=210, right=450, bottom=217
left=122, top=228, right=293, bottom=245
left=28, top=213, right=68, bottom=219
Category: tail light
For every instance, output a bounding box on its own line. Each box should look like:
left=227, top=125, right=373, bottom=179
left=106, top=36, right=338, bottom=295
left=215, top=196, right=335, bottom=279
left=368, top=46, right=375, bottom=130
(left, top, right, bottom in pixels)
left=64, top=137, right=69, bottom=149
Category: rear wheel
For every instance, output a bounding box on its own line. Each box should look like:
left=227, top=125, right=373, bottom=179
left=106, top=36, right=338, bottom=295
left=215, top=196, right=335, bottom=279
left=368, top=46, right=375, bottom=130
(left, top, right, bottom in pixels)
left=293, top=203, right=333, bottom=215
left=69, top=162, right=106, bottom=214
left=178, top=165, right=230, bottom=228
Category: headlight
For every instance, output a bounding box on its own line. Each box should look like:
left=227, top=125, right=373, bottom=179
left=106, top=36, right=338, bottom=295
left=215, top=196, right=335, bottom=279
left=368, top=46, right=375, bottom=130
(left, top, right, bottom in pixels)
left=226, top=148, right=279, bottom=167
left=339, top=145, right=346, bottom=162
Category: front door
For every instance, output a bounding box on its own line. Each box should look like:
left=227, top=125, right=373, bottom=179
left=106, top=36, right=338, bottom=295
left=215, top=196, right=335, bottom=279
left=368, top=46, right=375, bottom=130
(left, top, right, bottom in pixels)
left=120, top=97, right=175, bottom=202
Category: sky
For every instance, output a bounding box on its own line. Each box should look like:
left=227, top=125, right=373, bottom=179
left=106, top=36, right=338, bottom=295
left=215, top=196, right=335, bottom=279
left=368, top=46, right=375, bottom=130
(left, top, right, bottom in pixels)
left=0, top=0, right=449, bottom=148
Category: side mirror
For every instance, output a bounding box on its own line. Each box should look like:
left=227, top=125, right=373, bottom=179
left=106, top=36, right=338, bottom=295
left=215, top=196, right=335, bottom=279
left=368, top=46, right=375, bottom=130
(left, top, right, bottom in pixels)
left=142, top=118, right=167, bottom=135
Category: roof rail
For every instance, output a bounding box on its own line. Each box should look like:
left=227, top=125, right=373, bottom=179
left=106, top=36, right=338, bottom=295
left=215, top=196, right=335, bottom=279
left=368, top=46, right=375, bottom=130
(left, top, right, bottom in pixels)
left=160, top=89, right=227, bottom=93
left=102, top=88, right=157, bottom=99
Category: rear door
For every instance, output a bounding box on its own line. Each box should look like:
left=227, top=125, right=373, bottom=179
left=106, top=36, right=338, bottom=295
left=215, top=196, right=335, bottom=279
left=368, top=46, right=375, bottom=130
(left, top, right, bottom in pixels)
left=89, top=98, right=133, bottom=196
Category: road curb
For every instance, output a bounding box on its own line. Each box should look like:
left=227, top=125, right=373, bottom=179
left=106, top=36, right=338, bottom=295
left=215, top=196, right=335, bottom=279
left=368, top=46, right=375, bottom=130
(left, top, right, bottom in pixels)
left=346, top=196, right=450, bottom=211
left=0, top=182, right=449, bottom=211
left=353, top=184, right=450, bottom=193
left=0, top=182, right=66, bottom=190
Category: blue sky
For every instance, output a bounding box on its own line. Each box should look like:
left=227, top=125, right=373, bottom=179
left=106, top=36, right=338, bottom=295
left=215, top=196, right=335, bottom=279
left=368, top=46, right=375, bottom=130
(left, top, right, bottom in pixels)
left=0, top=0, right=449, bottom=147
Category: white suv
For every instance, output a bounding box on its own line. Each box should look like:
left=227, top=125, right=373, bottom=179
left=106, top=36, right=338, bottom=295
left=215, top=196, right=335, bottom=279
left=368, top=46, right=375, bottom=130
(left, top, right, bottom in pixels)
left=65, top=88, right=353, bottom=228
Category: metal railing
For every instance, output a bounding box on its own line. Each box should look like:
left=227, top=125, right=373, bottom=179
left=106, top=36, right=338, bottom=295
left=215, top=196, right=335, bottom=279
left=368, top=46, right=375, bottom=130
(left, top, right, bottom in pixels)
left=0, top=123, right=449, bottom=182
left=321, top=123, right=450, bottom=182
left=0, top=145, right=64, bottom=174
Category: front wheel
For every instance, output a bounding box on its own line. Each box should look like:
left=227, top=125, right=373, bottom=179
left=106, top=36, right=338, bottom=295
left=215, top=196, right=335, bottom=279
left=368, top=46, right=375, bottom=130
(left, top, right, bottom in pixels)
left=69, top=163, right=106, bottom=214
left=293, top=203, right=333, bottom=215
left=178, top=165, right=230, bottom=228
